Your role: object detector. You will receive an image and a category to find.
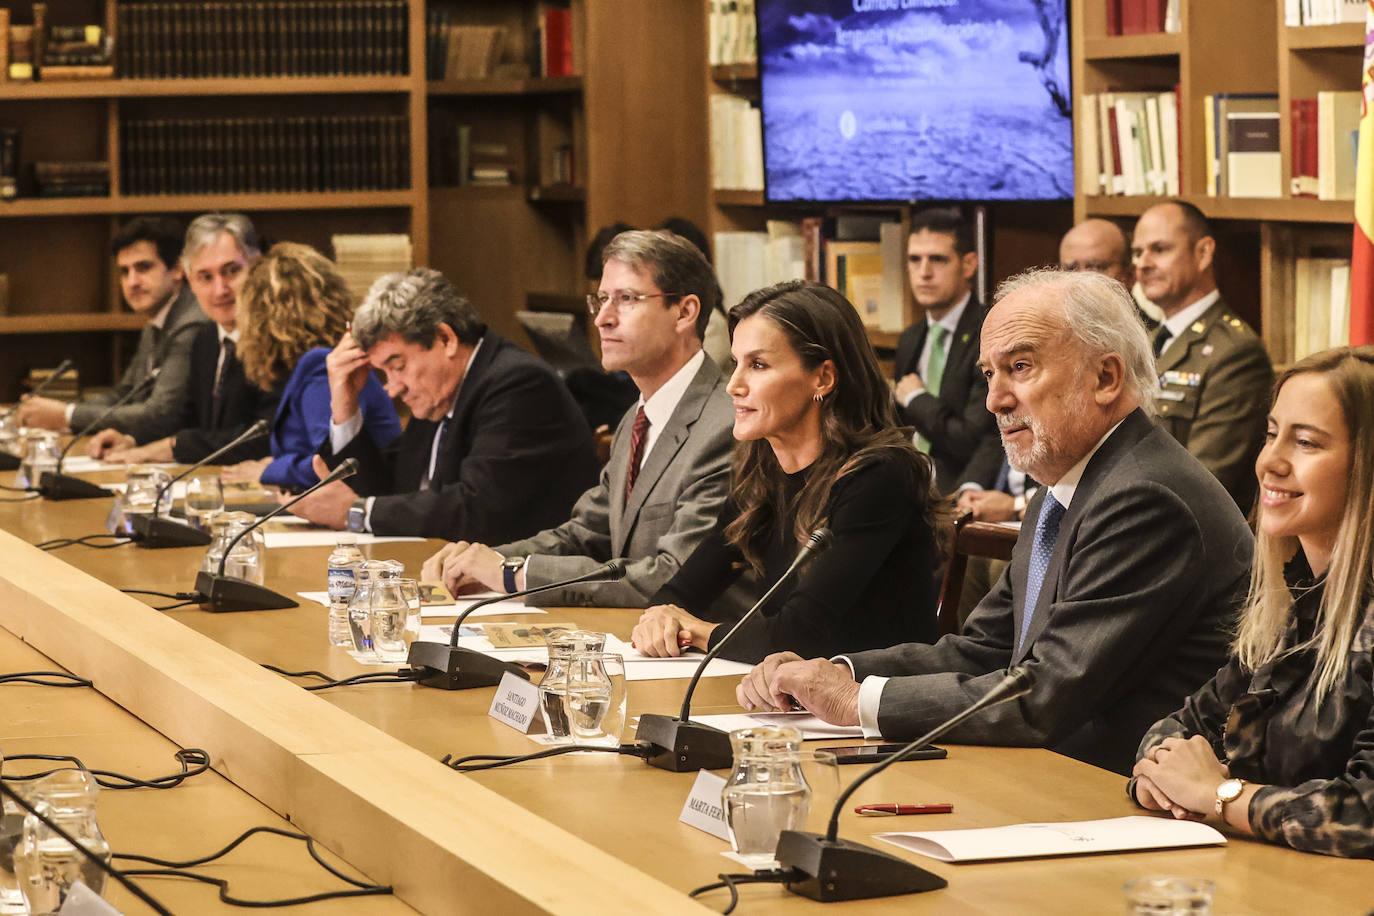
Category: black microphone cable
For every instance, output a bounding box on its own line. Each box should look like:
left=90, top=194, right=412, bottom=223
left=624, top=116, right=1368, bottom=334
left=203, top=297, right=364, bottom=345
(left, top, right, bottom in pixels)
left=688, top=870, right=802, bottom=915
left=441, top=742, right=652, bottom=772
left=120, top=588, right=206, bottom=611
left=1, top=748, right=211, bottom=791
left=260, top=663, right=427, bottom=691
left=0, top=670, right=92, bottom=688
left=113, top=825, right=393, bottom=908
left=36, top=533, right=132, bottom=550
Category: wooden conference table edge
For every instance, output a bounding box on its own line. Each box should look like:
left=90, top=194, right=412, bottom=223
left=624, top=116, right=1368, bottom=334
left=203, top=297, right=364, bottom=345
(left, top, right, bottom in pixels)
left=0, top=525, right=711, bottom=916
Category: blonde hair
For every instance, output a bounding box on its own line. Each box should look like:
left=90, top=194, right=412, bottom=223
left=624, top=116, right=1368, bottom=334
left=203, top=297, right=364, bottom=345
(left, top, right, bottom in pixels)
left=236, top=242, right=353, bottom=389
left=1235, top=346, right=1374, bottom=699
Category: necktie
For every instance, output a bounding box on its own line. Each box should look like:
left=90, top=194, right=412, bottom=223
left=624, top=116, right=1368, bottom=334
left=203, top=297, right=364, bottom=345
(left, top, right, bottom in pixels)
left=1018, top=492, right=1066, bottom=652
left=624, top=406, right=650, bottom=501
left=211, top=338, right=236, bottom=425
left=914, top=325, right=949, bottom=453
left=1152, top=325, right=1173, bottom=358
left=422, top=419, right=447, bottom=491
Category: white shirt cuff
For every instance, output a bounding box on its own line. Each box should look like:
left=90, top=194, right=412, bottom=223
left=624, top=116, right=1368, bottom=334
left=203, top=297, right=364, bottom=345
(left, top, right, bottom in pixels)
left=857, top=676, right=888, bottom=739
left=329, top=411, right=364, bottom=454
left=901, top=389, right=922, bottom=408
left=63, top=402, right=76, bottom=430
left=956, top=482, right=983, bottom=494
left=362, top=496, right=375, bottom=533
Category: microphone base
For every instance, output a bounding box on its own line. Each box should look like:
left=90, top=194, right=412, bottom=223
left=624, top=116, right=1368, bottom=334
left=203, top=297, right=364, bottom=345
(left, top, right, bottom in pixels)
left=37, top=471, right=110, bottom=501
left=776, top=831, right=947, bottom=902
left=0, top=452, right=18, bottom=471
left=132, top=515, right=212, bottom=548
left=406, top=641, right=531, bottom=690
left=634, top=714, right=733, bottom=771
left=194, top=571, right=299, bottom=613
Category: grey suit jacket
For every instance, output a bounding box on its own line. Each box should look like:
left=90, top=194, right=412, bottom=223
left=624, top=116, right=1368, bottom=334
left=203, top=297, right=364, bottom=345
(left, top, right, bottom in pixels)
left=495, top=356, right=735, bottom=607
left=848, top=409, right=1253, bottom=774
left=69, top=284, right=209, bottom=440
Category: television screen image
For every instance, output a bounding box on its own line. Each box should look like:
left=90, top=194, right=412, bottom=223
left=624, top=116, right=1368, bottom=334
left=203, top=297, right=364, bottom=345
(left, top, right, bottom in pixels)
left=758, top=0, right=1073, bottom=203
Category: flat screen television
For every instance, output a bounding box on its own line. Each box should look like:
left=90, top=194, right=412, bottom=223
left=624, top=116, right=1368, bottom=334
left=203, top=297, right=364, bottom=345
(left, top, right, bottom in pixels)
left=758, top=0, right=1073, bottom=203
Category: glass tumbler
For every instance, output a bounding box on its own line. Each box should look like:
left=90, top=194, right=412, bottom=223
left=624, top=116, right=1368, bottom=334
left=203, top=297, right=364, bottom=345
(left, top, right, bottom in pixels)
left=184, top=474, right=225, bottom=532
left=1124, top=876, right=1215, bottom=915
left=722, top=726, right=811, bottom=869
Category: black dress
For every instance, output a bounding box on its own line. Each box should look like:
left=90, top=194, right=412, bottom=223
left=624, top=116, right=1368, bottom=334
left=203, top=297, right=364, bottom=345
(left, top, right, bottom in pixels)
left=651, top=450, right=939, bottom=664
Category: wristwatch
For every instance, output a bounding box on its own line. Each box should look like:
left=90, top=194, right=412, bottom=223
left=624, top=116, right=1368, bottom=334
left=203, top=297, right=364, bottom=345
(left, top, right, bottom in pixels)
left=1214, top=777, right=1245, bottom=816
left=346, top=498, right=367, bottom=534
left=502, top=556, right=526, bottom=594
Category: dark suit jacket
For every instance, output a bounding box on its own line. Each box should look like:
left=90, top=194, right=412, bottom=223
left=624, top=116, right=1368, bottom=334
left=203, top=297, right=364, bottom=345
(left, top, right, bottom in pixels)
left=1153, top=297, right=1274, bottom=512
left=320, top=332, right=600, bottom=542
left=894, top=300, right=1000, bottom=493
left=848, top=409, right=1253, bottom=774
left=168, top=323, right=279, bottom=464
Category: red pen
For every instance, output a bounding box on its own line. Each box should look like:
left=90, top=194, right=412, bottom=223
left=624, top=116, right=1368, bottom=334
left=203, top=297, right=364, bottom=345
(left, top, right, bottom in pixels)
left=854, top=803, right=953, bottom=817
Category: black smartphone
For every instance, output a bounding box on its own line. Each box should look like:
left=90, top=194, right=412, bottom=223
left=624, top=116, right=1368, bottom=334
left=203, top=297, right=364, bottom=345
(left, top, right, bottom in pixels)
left=828, top=744, right=947, bottom=765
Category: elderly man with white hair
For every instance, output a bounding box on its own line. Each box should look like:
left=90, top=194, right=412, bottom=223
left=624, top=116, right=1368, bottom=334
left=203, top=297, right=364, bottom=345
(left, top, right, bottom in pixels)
left=736, top=268, right=1254, bottom=775
left=287, top=268, right=599, bottom=542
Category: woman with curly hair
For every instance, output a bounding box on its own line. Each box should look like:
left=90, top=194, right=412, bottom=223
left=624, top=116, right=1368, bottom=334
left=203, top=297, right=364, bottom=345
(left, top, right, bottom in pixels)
left=223, top=242, right=399, bottom=491
left=1132, top=346, right=1374, bottom=858
left=631, top=280, right=947, bottom=663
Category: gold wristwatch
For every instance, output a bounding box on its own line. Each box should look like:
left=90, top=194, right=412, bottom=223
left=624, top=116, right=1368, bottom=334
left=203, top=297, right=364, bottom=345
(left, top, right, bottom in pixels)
left=1214, top=777, right=1244, bottom=816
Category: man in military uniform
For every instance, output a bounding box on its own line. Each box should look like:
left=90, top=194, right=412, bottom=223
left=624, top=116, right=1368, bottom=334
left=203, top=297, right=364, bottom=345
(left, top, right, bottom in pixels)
left=1132, top=201, right=1273, bottom=511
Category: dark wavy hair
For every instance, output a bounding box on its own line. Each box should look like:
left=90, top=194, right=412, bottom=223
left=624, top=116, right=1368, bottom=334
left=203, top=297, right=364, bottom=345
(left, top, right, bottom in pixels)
left=724, top=280, right=949, bottom=573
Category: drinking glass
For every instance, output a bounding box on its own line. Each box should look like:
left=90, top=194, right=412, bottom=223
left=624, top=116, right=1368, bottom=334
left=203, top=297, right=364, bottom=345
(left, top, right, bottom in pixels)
left=539, top=630, right=607, bottom=743
left=396, top=578, right=423, bottom=651
left=0, top=414, right=20, bottom=458
left=184, top=474, right=225, bottom=532
left=0, top=748, right=23, bottom=914
left=15, top=431, right=59, bottom=490
left=1124, top=875, right=1215, bottom=914
left=370, top=575, right=416, bottom=664
left=562, top=652, right=626, bottom=748
left=722, top=726, right=811, bottom=869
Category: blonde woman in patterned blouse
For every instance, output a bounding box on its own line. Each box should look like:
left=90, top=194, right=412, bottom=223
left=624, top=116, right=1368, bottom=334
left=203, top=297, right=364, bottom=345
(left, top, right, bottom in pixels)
left=1131, top=346, right=1374, bottom=858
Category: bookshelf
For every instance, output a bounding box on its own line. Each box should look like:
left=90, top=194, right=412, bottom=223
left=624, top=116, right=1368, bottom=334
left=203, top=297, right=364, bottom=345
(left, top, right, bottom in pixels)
left=1071, top=0, right=1363, bottom=363
left=0, top=0, right=430, bottom=401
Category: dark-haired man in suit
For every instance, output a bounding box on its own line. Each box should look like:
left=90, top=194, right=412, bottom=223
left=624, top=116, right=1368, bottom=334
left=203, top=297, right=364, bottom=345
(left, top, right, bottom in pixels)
left=893, top=208, right=1000, bottom=493
left=288, top=268, right=599, bottom=542
left=737, top=268, right=1251, bottom=775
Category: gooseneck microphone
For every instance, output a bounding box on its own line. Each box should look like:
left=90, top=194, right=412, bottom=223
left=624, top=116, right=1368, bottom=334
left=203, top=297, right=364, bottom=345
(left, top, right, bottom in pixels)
left=775, top=666, right=1037, bottom=903
left=1, top=359, right=75, bottom=472
left=132, top=419, right=270, bottom=548
left=636, top=528, right=834, bottom=772
left=408, top=560, right=628, bottom=690
left=38, top=373, right=160, bottom=500
left=191, top=458, right=359, bottom=612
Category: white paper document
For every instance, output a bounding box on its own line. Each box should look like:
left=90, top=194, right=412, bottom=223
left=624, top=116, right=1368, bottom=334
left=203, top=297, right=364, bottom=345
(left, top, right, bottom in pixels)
left=875, top=815, right=1226, bottom=863
left=298, top=592, right=547, bottom=620
left=263, top=531, right=424, bottom=548
left=57, top=457, right=179, bottom=474
left=691, top=711, right=863, bottom=739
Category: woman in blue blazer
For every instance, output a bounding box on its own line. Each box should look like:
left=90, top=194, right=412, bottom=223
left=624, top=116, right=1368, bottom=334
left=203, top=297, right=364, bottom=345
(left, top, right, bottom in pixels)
left=223, top=243, right=400, bottom=491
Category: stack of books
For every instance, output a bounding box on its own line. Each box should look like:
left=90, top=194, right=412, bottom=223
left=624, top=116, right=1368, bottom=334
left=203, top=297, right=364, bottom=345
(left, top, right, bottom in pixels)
left=1284, top=0, right=1366, bottom=26
left=1078, top=89, right=1181, bottom=197
left=2, top=5, right=113, bottom=82
left=26, top=366, right=79, bottom=402
left=1292, top=255, right=1352, bottom=360
left=709, top=95, right=763, bottom=190
left=425, top=14, right=505, bottom=81
left=709, top=0, right=757, bottom=67
left=332, top=234, right=413, bottom=305
left=715, top=221, right=806, bottom=310
left=1291, top=92, right=1362, bottom=201
left=33, top=161, right=110, bottom=198
left=1204, top=94, right=1281, bottom=199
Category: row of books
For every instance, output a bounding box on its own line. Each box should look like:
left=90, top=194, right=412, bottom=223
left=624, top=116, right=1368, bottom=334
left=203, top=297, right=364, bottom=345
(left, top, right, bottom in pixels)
left=119, top=116, right=410, bottom=196
left=708, top=0, right=756, bottom=67
left=424, top=15, right=504, bottom=81
left=1291, top=93, right=1362, bottom=201
left=709, top=95, right=763, bottom=191
left=715, top=221, right=806, bottom=312
left=1292, top=255, right=1352, bottom=360
left=1078, top=90, right=1181, bottom=197
left=1104, top=0, right=1180, bottom=36
left=1203, top=94, right=1282, bottom=199
left=1284, top=0, right=1366, bottom=26
left=32, top=160, right=110, bottom=198
left=116, top=1, right=408, bottom=79
left=427, top=116, right=523, bottom=187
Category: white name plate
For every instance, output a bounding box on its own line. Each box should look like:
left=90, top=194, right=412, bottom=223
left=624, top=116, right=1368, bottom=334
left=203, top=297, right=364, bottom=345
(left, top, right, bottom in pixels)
left=679, top=769, right=730, bottom=841
left=487, top=671, right=546, bottom=735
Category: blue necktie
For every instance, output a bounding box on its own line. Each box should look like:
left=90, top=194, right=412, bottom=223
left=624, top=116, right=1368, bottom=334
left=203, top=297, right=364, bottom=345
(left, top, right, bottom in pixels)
left=1018, top=493, right=1066, bottom=651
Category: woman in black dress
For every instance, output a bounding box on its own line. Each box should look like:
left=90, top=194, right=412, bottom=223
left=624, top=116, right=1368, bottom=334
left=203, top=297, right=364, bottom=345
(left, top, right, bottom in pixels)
left=631, top=280, right=947, bottom=663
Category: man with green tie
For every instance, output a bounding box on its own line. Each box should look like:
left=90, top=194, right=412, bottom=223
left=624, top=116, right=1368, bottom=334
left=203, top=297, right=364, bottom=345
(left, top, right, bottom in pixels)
left=892, top=207, right=1001, bottom=493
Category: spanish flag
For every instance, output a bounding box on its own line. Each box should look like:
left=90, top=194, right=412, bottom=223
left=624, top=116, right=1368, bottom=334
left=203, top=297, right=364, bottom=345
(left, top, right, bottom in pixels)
left=1353, top=3, right=1374, bottom=345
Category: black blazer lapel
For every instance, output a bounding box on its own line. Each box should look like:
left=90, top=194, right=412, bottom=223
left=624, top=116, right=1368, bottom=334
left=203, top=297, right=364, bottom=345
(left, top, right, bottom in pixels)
left=938, top=300, right=982, bottom=395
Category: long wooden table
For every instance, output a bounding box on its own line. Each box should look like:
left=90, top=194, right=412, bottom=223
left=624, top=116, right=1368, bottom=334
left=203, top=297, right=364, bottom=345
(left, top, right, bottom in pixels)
left=1, top=469, right=1371, bottom=914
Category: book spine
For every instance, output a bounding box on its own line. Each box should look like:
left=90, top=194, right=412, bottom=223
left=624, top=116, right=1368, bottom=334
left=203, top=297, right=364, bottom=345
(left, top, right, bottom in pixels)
left=0, top=128, right=19, bottom=199
left=0, top=8, right=10, bottom=82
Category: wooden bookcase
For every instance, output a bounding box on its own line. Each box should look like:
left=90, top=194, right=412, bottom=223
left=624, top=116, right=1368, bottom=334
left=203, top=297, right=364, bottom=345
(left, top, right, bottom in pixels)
left=1071, top=0, right=1363, bottom=363
left=0, top=0, right=429, bottom=401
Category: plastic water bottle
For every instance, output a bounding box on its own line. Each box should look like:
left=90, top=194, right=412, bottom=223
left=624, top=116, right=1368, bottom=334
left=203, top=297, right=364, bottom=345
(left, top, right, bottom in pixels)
left=326, top=535, right=364, bottom=647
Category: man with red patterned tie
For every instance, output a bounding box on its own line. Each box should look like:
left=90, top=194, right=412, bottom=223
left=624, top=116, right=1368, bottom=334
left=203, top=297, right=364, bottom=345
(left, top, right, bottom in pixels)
left=422, top=230, right=737, bottom=608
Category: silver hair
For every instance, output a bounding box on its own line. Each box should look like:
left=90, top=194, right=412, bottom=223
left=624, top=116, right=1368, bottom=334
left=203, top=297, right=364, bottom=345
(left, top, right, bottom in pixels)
left=601, top=229, right=721, bottom=339
left=994, top=267, right=1157, bottom=418
left=351, top=268, right=484, bottom=350
left=181, top=213, right=259, bottom=268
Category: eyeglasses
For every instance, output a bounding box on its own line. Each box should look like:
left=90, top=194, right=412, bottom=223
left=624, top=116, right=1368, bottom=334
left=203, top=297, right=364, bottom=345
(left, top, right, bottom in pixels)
left=586, top=290, right=683, bottom=316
